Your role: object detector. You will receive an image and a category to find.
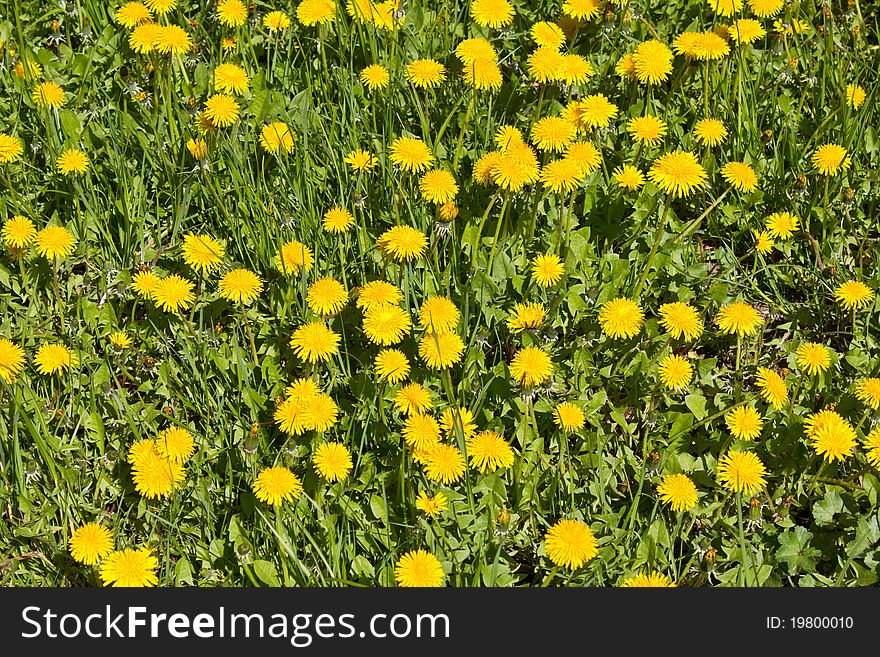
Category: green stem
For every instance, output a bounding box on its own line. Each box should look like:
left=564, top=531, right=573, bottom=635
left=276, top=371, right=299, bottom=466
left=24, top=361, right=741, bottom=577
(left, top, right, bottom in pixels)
left=634, top=200, right=671, bottom=298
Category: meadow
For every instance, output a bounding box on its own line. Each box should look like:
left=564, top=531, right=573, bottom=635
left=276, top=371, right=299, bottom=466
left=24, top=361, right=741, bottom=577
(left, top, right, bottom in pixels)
left=0, top=0, right=879, bottom=587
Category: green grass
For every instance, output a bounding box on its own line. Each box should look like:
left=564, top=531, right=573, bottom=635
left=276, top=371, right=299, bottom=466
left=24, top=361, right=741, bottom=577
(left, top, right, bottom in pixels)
left=1, top=0, right=879, bottom=587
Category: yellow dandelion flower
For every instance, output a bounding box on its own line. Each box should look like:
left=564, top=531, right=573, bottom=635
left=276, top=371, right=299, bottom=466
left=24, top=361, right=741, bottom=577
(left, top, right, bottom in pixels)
left=648, top=151, right=708, bottom=198
left=395, top=550, right=444, bottom=587
left=721, top=161, right=759, bottom=192
left=290, top=322, right=341, bottom=362
left=375, top=348, right=410, bottom=383
left=509, top=346, right=553, bottom=387
left=834, top=280, right=873, bottom=310
left=715, top=301, right=763, bottom=336
left=252, top=466, right=303, bottom=506
left=307, top=277, right=348, bottom=316
left=151, top=274, right=195, bottom=312
left=725, top=405, right=763, bottom=440
left=57, top=148, right=89, bottom=175
left=855, top=378, right=880, bottom=410
left=100, top=548, right=158, bottom=587
left=553, top=401, right=585, bottom=433
left=419, top=169, right=458, bottom=204
left=658, top=301, right=703, bottom=341
left=406, top=59, right=446, bottom=89
left=812, top=143, right=850, bottom=176
left=470, top=0, right=514, bottom=28
left=717, top=450, right=766, bottom=495
left=693, top=118, right=728, bottom=147
left=598, top=297, right=644, bottom=339
left=259, top=121, right=295, bottom=155
left=35, top=342, right=74, bottom=375
left=532, top=253, right=565, bottom=287
left=621, top=570, right=675, bottom=587
left=764, top=211, right=799, bottom=239
left=313, top=442, right=352, bottom=481
left=389, top=136, right=433, bottom=173
left=506, top=301, right=546, bottom=333
left=419, top=332, right=465, bottom=369
left=657, top=473, right=697, bottom=512
left=156, top=426, right=195, bottom=463
left=544, top=518, right=598, bottom=569
left=33, top=81, right=65, bottom=109
left=423, top=444, right=467, bottom=484
left=0, top=133, right=24, bottom=164
left=612, top=164, right=646, bottom=191
left=415, top=490, right=448, bottom=518
left=394, top=382, right=433, bottom=415
left=356, top=280, right=402, bottom=310
left=275, top=240, right=314, bottom=275
left=203, top=94, right=240, bottom=128
left=182, top=233, right=225, bottom=272
left=323, top=207, right=355, bottom=233
left=627, top=115, right=667, bottom=146
left=217, top=0, right=248, bottom=27
left=377, top=225, right=428, bottom=261
left=69, top=523, right=114, bottom=566
left=0, top=339, right=25, bottom=383
left=218, top=268, right=262, bottom=304
left=659, top=354, right=693, bottom=389
left=755, top=367, right=788, bottom=410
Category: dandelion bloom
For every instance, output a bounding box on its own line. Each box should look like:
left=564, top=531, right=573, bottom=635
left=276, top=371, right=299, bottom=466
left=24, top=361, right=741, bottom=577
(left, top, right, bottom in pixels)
left=274, top=396, right=308, bottom=436
left=364, top=303, right=411, bottom=345
left=33, top=81, right=65, bottom=108
left=213, top=62, right=249, bottom=95
left=187, top=138, right=208, bottom=160
left=648, top=151, right=708, bottom=198
left=114, top=2, right=153, bottom=28
left=217, top=0, right=248, bottom=27
left=260, top=121, right=295, bottom=154
left=203, top=94, right=240, bottom=128
left=658, top=354, right=693, bottom=389
left=717, top=450, right=766, bottom=495
left=360, top=64, right=390, bottom=90
left=100, top=548, right=158, bottom=587
left=423, top=444, right=467, bottom=484
left=755, top=367, right=788, bottom=410
left=455, top=37, right=497, bottom=64
left=730, top=18, right=766, bottom=44
left=296, top=0, right=335, bottom=26
left=575, top=94, right=619, bottom=130
left=531, top=21, right=565, bottom=49
left=375, top=348, right=410, bottom=383
left=764, top=211, right=798, bottom=239
left=323, top=207, right=354, bottom=233
left=144, top=0, right=175, bottom=15
left=275, top=240, right=314, bottom=275
left=402, top=413, right=441, bottom=452
left=419, top=169, right=458, bottom=204
left=182, top=233, right=225, bottom=272
left=846, top=84, right=866, bottom=110
left=599, top=298, right=644, bottom=339
left=564, top=141, right=601, bottom=175
left=415, top=491, right=448, bottom=518
left=307, top=277, right=348, bottom=316
left=419, top=296, right=460, bottom=333
left=721, top=161, right=758, bottom=192
left=715, top=301, right=763, bottom=336
left=804, top=409, right=856, bottom=463
left=562, top=0, right=602, bottom=20
left=560, top=54, right=593, bottom=85
left=57, top=148, right=89, bottom=175
left=527, top=46, right=565, bottom=83
left=439, top=407, right=477, bottom=440
left=290, top=322, right=341, bottom=362
left=553, top=402, right=585, bottom=433
left=419, top=332, right=465, bottom=369
left=506, top=302, right=546, bottom=333
left=463, top=58, right=503, bottom=91
left=862, top=429, right=880, bottom=469
left=69, top=523, right=114, bottom=565
left=657, top=473, right=698, bottom=512
left=313, top=442, right=353, bottom=482
left=632, top=40, right=674, bottom=85
left=705, top=0, right=743, bottom=16
left=131, top=270, right=160, bottom=299
left=673, top=31, right=730, bottom=61
left=834, top=280, right=873, bottom=310
left=345, top=148, right=378, bottom=171
left=612, top=164, right=645, bottom=191
left=394, top=382, right=432, bottom=415
left=377, top=225, right=428, bottom=261
left=658, top=301, right=703, bottom=341
left=470, top=0, right=514, bottom=27
left=218, top=268, right=262, bottom=303
left=621, top=571, right=675, bottom=587
left=811, top=143, right=850, bottom=176
left=129, top=22, right=162, bottom=53
left=0, top=339, right=25, bottom=383
left=531, top=117, right=576, bottom=153
left=299, top=393, right=339, bottom=433
left=152, top=274, right=195, bottom=312
left=389, top=136, right=433, bottom=173
left=156, top=426, right=195, bottom=463
left=544, top=519, right=598, bottom=569
left=467, top=430, right=514, bottom=473
left=3, top=215, right=35, bottom=248
left=796, top=342, right=831, bottom=376
left=532, top=253, right=564, bottom=287
left=0, top=133, right=24, bottom=164
left=725, top=405, right=763, bottom=441
left=253, top=466, right=303, bottom=506
left=509, top=346, right=553, bottom=387
left=693, top=118, right=727, bottom=146
left=627, top=115, right=667, bottom=146
left=35, top=343, right=74, bottom=375
left=754, top=230, right=774, bottom=255
left=263, top=10, right=291, bottom=30
left=35, top=225, right=76, bottom=260
left=131, top=446, right=185, bottom=499
left=439, top=201, right=458, bottom=221
left=356, top=280, right=402, bottom=310
left=154, top=24, right=193, bottom=55
left=855, top=378, right=880, bottom=410
left=406, top=59, right=446, bottom=89
left=395, top=550, right=444, bottom=587
left=747, top=0, right=782, bottom=17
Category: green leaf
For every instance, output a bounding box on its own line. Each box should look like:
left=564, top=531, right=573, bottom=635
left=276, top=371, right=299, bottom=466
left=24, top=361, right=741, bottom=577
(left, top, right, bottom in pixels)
left=776, top=526, right=821, bottom=575
left=812, top=490, right=843, bottom=526
left=684, top=394, right=707, bottom=420
left=252, top=559, right=280, bottom=587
